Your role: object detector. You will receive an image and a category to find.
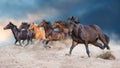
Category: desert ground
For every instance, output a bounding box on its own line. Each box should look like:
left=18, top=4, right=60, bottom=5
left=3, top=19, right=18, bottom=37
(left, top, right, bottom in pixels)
left=0, top=39, right=120, bottom=68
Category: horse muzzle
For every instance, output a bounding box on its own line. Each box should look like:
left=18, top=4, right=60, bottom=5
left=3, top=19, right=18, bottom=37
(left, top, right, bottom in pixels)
left=3, top=27, right=7, bottom=30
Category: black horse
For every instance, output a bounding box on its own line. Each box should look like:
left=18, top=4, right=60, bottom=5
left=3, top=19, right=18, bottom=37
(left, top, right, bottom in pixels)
left=67, top=16, right=110, bottom=57
left=4, top=22, right=33, bottom=46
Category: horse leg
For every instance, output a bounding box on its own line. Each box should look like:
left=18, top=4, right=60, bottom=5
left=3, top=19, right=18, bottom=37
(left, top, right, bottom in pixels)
left=42, top=40, right=46, bottom=44
left=15, top=40, right=17, bottom=45
left=22, top=40, right=25, bottom=44
left=18, top=40, right=22, bottom=46
left=92, top=41, right=104, bottom=49
left=84, top=41, right=90, bottom=57
left=99, top=35, right=110, bottom=50
left=43, top=40, right=51, bottom=48
left=25, top=39, right=29, bottom=46
left=30, top=38, right=33, bottom=44
left=68, top=40, right=78, bottom=56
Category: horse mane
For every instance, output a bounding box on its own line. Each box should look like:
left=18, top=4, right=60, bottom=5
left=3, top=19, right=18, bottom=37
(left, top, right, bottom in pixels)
left=9, top=22, right=17, bottom=28
left=22, top=22, right=30, bottom=27
left=55, top=20, right=68, bottom=28
left=43, top=20, right=52, bottom=29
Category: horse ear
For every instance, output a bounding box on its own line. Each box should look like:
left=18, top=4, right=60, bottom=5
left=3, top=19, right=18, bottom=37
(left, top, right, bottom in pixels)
left=68, top=16, right=74, bottom=20
left=9, top=22, right=14, bottom=25
left=71, top=16, right=74, bottom=19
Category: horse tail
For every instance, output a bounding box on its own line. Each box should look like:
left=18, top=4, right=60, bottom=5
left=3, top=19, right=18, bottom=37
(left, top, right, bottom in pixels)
left=104, top=34, right=110, bottom=44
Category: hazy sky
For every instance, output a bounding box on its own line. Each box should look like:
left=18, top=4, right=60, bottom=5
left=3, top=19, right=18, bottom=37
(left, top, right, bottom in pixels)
left=0, top=0, right=120, bottom=45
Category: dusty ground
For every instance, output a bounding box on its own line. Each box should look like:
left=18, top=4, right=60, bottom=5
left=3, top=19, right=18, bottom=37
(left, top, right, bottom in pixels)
left=0, top=40, right=120, bottom=68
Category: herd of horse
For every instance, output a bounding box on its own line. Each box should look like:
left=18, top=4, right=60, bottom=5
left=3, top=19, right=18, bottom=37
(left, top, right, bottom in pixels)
left=3, top=16, right=110, bottom=57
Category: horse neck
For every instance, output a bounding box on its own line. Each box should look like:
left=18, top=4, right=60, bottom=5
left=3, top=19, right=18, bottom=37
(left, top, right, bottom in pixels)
left=72, top=24, right=84, bottom=38
left=32, top=26, right=40, bottom=34
left=59, top=25, right=66, bottom=32
left=11, top=27, right=20, bottom=39
left=26, top=25, right=30, bottom=29
left=44, top=25, right=53, bottom=34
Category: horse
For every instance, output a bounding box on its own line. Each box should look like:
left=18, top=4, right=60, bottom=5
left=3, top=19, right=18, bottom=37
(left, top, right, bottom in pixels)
left=3, top=22, right=32, bottom=46
left=52, top=20, right=69, bottom=33
left=28, top=23, right=46, bottom=41
left=19, top=22, right=35, bottom=39
left=66, top=16, right=110, bottom=57
left=52, top=20, right=71, bottom=37
left=38, top=20, right=68, bottom=47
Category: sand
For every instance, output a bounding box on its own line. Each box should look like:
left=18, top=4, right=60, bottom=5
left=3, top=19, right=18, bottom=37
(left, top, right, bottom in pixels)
left=0, top=40, right=120, bottom=68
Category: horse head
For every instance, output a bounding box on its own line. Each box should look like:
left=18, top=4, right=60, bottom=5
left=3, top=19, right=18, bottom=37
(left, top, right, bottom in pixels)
left=38, top=20, right=46, bottom=27
left=67, top=16, right=80, bottom=32
left=39, top=20, right=51, bottom=28
left=4, top=22, right=16, bottom=30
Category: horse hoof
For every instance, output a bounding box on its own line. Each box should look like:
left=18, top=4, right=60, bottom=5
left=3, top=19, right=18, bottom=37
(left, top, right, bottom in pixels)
left=107, top=46, right=110, bottom=50
left=100, top=46, right=105, bottom=50
left=101, top=47, right=105, bottom=50
left=65, top=54, right=71, bottom=56
left=44, top=45, right=51, bottom=49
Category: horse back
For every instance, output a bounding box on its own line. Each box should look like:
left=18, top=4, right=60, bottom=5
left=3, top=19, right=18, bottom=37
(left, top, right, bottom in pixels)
left=89, top=24, right=104, bottom=34
left=78, top=25, right=99, bottom=41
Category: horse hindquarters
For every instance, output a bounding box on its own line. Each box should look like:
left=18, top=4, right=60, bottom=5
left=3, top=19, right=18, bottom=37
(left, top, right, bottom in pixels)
left=94, top=25, right=110, bottom=50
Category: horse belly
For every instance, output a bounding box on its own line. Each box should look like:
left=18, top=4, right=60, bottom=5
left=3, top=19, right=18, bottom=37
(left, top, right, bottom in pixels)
left=19, top=33, right=28, bottom=40
left=80, top=29, right=98, bottom=42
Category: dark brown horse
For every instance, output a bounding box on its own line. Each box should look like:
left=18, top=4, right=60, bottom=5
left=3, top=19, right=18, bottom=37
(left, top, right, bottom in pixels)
left=19, top=22, right=35, bottom=43
left=67, top=16, right=110, bottom=57
left=38, top=20, right=68, bottom=47
left=19, top=22, right=35, bottom=38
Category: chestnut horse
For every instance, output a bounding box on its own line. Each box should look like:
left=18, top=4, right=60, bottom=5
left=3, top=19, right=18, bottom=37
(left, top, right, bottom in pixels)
left=38, top=20, right=68, bottom=47
left=66, top=16, right=110, bottom=57
left=53, top=21, right=69, bottom=33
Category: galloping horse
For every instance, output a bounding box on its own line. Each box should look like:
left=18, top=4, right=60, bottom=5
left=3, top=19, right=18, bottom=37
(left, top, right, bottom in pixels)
left=28, top=23, right=46, bottom=41
left=19, top=22, right=34, bottom=38
left=67, top=16, right=110, bottom=57
left=53, top=21, right=69, bottom=33
left=38, top=20, right=68, bottom=47
left=4, top=22, right=32, bottom=46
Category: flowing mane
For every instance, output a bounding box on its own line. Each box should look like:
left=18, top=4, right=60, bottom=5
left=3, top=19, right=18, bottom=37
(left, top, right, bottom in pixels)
left=55, top=20, right=68, bottom=28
